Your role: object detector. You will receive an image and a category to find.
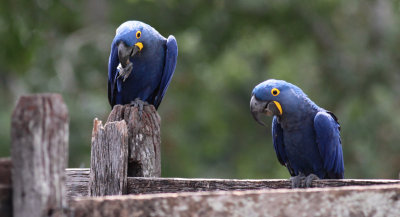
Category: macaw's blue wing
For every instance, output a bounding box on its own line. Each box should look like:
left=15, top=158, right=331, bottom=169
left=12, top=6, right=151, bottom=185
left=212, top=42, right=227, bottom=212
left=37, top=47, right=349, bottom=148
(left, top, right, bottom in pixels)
left=314, top=112, right=344, bottom=178
left=153, top=35, right=178, bottom=109
left=272, top=116, right=295, bottom=176
left=107, top=43, right=119, bottom=107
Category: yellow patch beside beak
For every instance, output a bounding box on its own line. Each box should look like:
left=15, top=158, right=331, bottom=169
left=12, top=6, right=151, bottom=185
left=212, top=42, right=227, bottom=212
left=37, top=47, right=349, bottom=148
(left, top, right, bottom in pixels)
left=273, top=101, right=283, bottom=115
left=135, top=42, right=143, bottom=51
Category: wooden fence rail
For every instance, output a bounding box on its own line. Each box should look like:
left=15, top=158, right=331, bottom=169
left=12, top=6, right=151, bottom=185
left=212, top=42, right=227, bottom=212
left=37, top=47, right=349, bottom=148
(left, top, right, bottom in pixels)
left=1, top=163, right=399, bottom=197
left=63, top=168, right=400, bottom=198
left=68, top=184, right=400, bottom=217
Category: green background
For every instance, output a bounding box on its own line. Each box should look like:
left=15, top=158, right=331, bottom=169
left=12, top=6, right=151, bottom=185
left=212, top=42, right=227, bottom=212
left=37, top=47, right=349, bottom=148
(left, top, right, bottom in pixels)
left=1, top=0, right=399, bottom=179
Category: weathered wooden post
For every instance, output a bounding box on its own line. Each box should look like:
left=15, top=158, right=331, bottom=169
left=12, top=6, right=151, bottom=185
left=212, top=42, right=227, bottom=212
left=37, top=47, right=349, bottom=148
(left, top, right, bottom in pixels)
left=89, top=119, right=128, bottom=196
left=107, top=104, right=161, bottom=177
left=0, top=158, right=12, bottom=217
left=11, top=94, right=69, bottom=217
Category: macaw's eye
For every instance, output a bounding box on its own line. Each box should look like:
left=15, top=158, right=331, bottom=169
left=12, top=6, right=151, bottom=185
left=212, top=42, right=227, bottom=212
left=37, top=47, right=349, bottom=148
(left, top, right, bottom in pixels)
left=136, top=31, right=141, bottom=39
left=271, top=88, right=280, bottom=96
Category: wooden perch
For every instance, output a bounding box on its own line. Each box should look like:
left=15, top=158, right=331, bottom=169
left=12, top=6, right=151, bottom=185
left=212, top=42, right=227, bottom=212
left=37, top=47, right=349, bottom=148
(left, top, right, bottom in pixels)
left=66, top=168, right=90, bottom=199
left=106, top=104, right=161, bottom=177
left=0, top=184, right=11, bottom=217
left=11, top=94, right=69, bottom=217
left=89, top=119, right=128, bottom=196
left=0, top=158, right=11, bottom=185
left=68, top=184, right=400, bottom=217
left=0, top=158, right=12, bottom=217
left=61, top=168, right=400, bottom=199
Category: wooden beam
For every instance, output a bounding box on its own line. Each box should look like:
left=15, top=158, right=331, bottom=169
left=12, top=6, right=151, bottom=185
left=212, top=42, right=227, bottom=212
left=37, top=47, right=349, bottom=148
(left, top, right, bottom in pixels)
left=89, top=119, right=128, bottom=196
left=11, top=94, right=69, bottom=217
left=66, top=169, right=90, bottom=199
left=63, top=168, right=400, bottom=198
left=0, top=185, right=12, bottom=217
left=0, top=158, right=11, bottom=185
left=68, top=184, right=400, bottom=217
left=0, top=158, right=12, bottom=217
left=107, top=104, right=161, bottom=177
left=1, top=164, right=399, bottom=199
left=126, top=177, right=400, bottom=194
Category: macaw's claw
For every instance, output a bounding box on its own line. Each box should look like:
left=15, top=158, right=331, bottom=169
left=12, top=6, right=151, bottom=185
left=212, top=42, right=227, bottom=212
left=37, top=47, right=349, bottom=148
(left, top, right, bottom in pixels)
left=290, top=173, right=319, bottom=188
left=290, top=173, right=306, bottom=188
left=304, top=173, right=319, bottom=187
left=117, top=62, right=133, bottom=82
left=130, top=98, right=149, bottom=120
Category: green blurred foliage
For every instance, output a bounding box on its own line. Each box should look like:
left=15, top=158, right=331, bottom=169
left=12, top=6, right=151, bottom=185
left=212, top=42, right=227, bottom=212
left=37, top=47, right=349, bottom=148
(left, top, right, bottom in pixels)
left=1, top=0, right=399, bottom=179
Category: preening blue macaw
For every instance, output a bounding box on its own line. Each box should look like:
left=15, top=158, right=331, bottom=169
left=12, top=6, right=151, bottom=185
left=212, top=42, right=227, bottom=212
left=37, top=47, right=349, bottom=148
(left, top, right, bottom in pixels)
left=108, top=21, right=178, bottom=110
left=250, top=79, right=344, bottom=188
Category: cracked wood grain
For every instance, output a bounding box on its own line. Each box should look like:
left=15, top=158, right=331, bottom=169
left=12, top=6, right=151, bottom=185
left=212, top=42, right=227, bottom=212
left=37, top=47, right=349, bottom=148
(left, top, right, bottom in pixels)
left=89, top=119, right=128, bottom=196
left=107, top=104, right=161, bottom=177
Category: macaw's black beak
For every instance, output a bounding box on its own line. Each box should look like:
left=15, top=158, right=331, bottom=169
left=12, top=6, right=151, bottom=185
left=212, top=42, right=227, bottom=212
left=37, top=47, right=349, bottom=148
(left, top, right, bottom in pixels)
left=250, top=95, right=268, bottom=126
left=118, top=42, right=143, bottom=67
left=250, top=95, right=282, bottom=126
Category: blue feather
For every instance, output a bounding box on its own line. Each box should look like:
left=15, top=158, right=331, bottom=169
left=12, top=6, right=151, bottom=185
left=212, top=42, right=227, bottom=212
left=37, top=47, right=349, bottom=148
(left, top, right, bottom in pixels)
left=154, top=35, right=178, bottom=108
left=314, top=112, right=344, bottom=178
left=272, top=116, right=295, bottom=176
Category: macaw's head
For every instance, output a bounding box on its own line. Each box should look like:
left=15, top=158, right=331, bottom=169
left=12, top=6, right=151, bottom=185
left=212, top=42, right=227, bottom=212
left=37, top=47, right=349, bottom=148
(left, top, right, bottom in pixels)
left=112, top=20, right=164, bottom=68
left=250, top=79, right=305, bottom=126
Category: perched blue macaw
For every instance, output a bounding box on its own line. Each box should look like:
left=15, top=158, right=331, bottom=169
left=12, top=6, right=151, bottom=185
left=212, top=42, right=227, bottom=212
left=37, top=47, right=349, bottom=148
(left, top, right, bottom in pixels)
left=108, top=21, right=178, bottom=109
left=250, top=79, right=344, bottom=187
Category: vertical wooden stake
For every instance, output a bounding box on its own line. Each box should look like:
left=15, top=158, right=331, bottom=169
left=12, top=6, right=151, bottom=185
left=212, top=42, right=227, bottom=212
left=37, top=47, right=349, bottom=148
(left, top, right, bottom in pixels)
left=0, top=158, right=12, bottom=217
left=107, top=103, right=161, bottom=177
left=11, top=94, right=69, bottom=217
left=89, top=119, right=128, bottom=196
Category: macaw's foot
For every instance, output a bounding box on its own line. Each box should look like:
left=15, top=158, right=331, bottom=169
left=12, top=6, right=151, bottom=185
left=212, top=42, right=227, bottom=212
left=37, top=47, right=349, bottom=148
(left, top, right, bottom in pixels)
left=117, top=62, right=133, bottom=82
left=290, top=173, right=319, bottom=188
left=304, top=173, right=319, bottom=188
left=130, top=98, right=149, bottom=120
left=290, top=173, right=306, bottom=188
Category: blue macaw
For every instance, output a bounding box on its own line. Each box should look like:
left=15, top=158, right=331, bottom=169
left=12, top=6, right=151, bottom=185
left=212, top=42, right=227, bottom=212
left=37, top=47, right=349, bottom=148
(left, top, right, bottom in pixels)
left=250, top=79, right=344, bottom=187
left=108, top=21, right=178, bottom=109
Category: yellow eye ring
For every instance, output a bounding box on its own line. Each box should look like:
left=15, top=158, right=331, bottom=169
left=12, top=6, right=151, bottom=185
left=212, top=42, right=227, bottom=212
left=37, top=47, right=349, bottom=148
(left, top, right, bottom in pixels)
left=136, top=31, right=141, bottom=39
left=271, top=88, right=280, bottom=96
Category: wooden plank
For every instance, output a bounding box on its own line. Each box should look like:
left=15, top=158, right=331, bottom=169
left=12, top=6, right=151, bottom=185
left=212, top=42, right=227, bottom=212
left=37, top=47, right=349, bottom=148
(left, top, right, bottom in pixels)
left=0, top=158, right=11, bottom=185
left=68, top=184, right=400, bottom=217
left=11, top=94, right=69, bottom=217
left=66, top=169, right=90, bottom=199
left=107, top=104, right=161, bottom=177
left=126, top=177, right=400, bottom=194
left=1, top=166, right=399, bottom=200
left=63, top=169, right=400, bottom=198
left=0, top=158, right=12, bottom=217
left=89, top=119, right=128, bottom=196
left=0, top=185, right=12, bottom=217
